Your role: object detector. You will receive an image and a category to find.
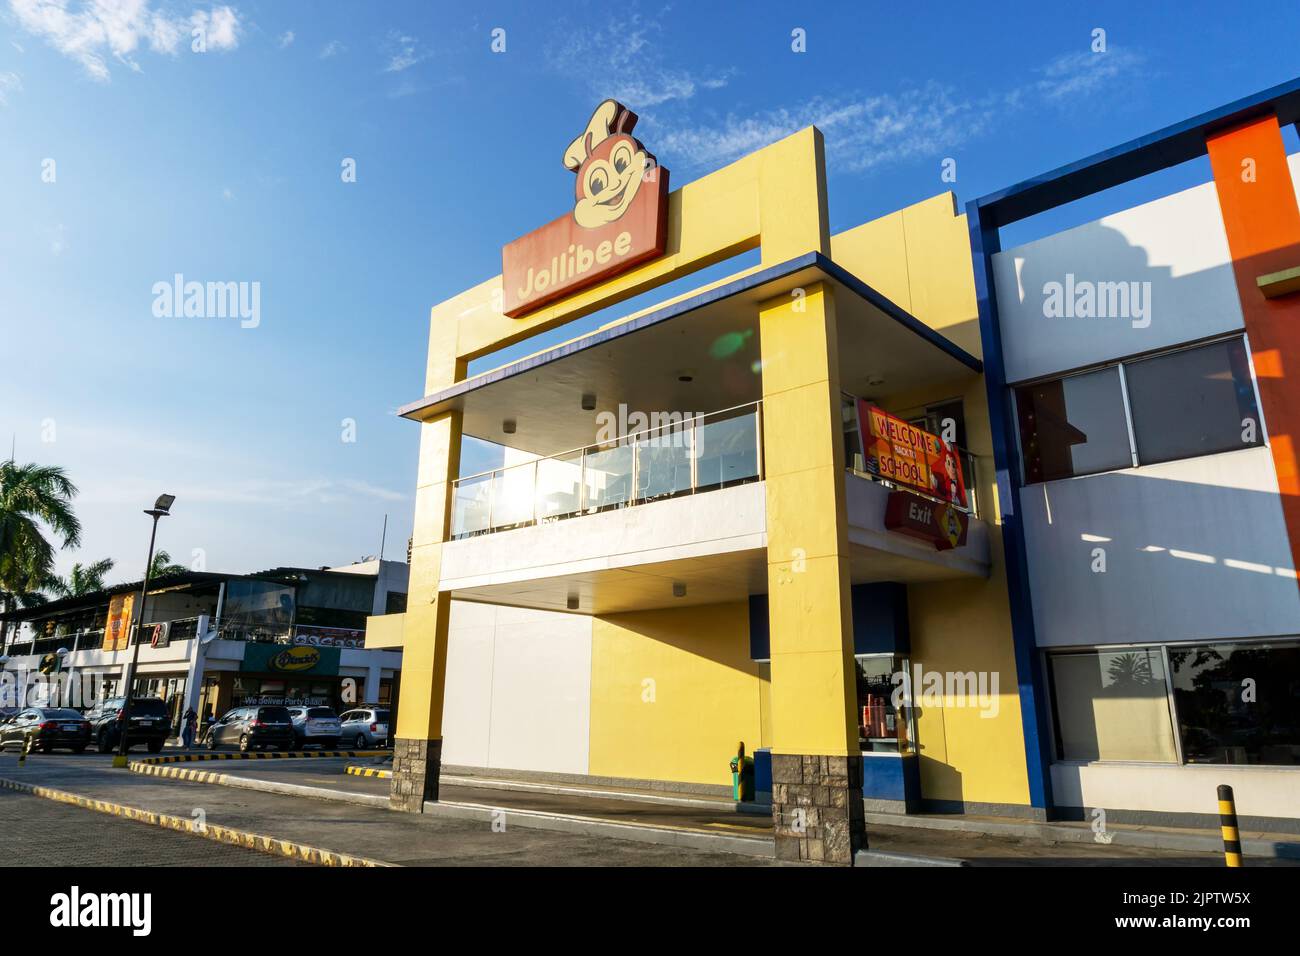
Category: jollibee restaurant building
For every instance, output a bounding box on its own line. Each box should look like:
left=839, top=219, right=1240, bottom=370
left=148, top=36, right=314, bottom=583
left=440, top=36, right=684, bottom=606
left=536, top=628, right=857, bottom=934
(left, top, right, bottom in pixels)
left=369, top=81, right=1300, bottom=863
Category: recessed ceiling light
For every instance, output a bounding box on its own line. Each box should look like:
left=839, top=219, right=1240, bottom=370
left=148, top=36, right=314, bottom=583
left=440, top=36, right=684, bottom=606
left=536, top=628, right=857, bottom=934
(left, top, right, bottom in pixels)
left=672, top=582, right=686, bottom=598
left=502, top=419, right=517, bottom=434
left=581, top=393, right=596, bottom=411
left=566, top=594, right=579, bottom=610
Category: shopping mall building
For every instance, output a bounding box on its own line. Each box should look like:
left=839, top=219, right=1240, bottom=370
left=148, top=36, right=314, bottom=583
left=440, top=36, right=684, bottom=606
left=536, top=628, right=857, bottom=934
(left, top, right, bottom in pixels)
left=2, top=560, right=406, bottom=734
left=370, top=80, right=1300, bottom=863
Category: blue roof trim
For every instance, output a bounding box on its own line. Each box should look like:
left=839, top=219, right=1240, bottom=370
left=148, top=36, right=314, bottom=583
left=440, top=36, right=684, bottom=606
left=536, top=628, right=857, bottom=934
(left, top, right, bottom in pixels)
left=973, top=75, right=1300, bottom=228
left=399, top=251, right=982, bottom=420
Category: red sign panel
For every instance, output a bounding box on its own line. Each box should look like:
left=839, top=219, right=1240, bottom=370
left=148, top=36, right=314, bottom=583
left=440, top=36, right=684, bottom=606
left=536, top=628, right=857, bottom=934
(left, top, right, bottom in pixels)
left=884, top=490, right=970, bottom=551
left=858, top=401, right=967, bottom=508
left=502, top=100, right=670, bottom=318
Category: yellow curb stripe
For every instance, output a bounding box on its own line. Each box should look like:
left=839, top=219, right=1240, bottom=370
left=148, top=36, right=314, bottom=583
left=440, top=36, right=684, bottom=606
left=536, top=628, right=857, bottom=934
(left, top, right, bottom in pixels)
left=345, top=766, right=392, bottom=779
left=0, top=776, right=390, bottom=867
left=138, top=750, right=387, bottom=765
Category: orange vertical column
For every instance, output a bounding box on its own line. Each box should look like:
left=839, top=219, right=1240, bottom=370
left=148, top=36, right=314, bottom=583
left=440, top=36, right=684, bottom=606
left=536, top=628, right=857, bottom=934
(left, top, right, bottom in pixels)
left=1207, top=114, right=1300, bottom=584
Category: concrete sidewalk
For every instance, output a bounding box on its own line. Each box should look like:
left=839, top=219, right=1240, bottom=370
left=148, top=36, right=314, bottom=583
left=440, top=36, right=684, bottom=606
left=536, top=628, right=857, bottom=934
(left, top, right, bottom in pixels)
left=5, top=752, right=1288, bottom=866
left=0, top=754, right=769, bottom=867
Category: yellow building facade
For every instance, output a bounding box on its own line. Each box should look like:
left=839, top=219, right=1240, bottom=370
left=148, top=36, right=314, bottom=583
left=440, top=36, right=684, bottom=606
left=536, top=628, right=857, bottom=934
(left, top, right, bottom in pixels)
left=384, top=109, right=1032, bottom=864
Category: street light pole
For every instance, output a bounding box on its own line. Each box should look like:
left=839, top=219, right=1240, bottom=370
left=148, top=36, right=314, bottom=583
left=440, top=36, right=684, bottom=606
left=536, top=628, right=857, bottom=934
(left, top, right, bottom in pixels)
left=112, top=494, right=174, bottom=769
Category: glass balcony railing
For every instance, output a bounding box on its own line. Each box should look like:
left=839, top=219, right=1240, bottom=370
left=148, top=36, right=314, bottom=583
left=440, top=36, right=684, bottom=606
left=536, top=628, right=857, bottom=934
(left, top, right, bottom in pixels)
left=451, top=401, right=764, bottom=539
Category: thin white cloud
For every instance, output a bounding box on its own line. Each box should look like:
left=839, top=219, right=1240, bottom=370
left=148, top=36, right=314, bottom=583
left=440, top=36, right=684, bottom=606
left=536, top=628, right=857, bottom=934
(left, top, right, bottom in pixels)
left=546, top=15, right=731, bottom=108
left=650, top=47, right=1144, bottom=175
left=319, top=38, right=344, bottom=59
left=8, top=0, right=241, bottom=81
left=277, top=29, right=294, bottom=49
left=383, top=31, right=428, bottom=73
left=0, top=70, right=21, bottom=105
left=1037, top=47, right=1145, bottom=102
left=655, top=84, right=982, bottom=174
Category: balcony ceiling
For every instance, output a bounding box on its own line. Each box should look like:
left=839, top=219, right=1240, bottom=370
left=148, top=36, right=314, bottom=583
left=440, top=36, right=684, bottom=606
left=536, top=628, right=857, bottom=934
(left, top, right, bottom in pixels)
left=401, top=252, right=981, bottom=457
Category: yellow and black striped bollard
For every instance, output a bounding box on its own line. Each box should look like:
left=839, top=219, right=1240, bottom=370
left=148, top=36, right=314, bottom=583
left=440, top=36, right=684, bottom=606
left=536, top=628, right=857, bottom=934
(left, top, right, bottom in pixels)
left=1218, top=784, right=1242, bottom=867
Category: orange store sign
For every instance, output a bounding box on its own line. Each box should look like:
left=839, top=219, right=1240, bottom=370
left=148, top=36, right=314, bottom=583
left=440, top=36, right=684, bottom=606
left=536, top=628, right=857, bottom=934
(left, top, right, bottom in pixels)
left=502, top=100, right=670, bottom=318
left=858, top=401, right=968, bottom=508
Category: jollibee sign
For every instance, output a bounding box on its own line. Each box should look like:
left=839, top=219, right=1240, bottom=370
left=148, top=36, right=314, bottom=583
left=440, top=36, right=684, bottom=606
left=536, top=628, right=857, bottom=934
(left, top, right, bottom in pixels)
left=502, top=99, right=670, bottom=317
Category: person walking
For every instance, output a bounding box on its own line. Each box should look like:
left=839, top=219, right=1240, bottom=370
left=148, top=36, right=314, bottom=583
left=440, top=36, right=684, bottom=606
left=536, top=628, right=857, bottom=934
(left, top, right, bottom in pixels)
left=181, top=707, right=198, bottom=750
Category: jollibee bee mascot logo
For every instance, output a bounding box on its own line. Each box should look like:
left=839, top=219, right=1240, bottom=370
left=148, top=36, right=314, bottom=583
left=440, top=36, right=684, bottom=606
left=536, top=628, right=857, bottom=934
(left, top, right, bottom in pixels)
left=564, top=99, right=656, bottom=229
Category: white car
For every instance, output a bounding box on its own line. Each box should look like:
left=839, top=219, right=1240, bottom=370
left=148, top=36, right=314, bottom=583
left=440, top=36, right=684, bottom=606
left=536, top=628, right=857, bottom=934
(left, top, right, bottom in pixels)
left=338, top=707, right=390, bottom=748
left=286, top=706, right=341, bottom=749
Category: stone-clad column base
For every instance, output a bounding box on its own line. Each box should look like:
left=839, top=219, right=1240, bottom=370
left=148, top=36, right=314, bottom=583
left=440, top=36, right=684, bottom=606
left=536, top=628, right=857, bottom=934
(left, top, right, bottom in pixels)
left=772, top=754, right=866, bottom=864
left=389, top=737, right=443, bottom=812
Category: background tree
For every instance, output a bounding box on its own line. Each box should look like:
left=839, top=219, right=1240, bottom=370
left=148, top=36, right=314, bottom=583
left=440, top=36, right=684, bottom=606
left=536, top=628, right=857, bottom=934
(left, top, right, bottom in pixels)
left=47, top=557, right=115, bottom=599
left=0, top=460, right=81, bottom=650
left=148, top=549, right=187, bottom=580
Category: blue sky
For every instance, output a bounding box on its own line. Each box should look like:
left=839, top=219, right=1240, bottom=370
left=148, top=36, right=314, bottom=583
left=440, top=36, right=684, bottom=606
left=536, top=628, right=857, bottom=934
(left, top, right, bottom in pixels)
left=2, top=0, right=1298, bottom=584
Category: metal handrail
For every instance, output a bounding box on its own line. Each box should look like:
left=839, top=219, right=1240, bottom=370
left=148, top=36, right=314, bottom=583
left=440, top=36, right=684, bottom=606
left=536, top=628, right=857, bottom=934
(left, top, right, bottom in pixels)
left=452, top=401, right=764, bottom=539
left=453, top=399, right=764, bottom=486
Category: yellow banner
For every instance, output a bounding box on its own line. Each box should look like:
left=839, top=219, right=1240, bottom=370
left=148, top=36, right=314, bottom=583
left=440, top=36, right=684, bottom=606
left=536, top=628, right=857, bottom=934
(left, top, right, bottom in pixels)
left=104, top=593, right=135, bottom=651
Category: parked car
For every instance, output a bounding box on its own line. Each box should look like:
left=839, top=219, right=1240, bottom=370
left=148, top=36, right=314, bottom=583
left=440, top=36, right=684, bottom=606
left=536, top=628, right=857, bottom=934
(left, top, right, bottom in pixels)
left=0, top=707, right=92, bottom=753
left=203, top=706, right=296, bottom=752
left=338, top=707, right=390, bottom=748
left=286, top=706, right=341, bottom=749
left=86, top=697, right=171, bottom=754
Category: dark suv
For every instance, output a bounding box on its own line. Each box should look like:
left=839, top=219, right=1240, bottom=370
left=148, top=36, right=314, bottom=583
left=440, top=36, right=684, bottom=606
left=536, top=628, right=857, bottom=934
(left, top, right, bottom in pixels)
left=203, top=706, right=296, bottom=752
left=86, top=697, right=171, bottom=754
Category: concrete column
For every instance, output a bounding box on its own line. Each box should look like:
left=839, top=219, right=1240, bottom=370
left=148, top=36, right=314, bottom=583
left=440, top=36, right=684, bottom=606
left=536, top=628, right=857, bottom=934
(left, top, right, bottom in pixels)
left=758, top=282, right=865, bottom=864
left=181, top=615, right=207, bottom=715
left=389, top=410, right=461, bottom=812
left=364, top=660, right=382, bottom=704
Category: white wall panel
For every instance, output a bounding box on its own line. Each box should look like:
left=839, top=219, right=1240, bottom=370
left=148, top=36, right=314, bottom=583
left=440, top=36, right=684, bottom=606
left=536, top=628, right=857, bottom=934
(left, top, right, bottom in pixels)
left=1052, top=761, right=1300, bottom=820
left=1022, top=447, right=1300, bottom=647
left=993, top=180, right=1242, bottom=384
left=440, top=600, right=592, bottom=774
left=486, top=613, right=592, bottom=774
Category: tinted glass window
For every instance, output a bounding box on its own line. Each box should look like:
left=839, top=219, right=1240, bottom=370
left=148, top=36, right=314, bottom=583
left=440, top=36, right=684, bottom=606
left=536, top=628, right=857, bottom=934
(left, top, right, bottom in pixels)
left=374, top=710, right=390, bottom=723
left=256, top=707, right=292, bottom=722
left=130, top=699, right=168, bottom=716
left=1125, top=338, right=1262, bottom=466
left=1048, top=649, right=1177, bottom=762
left=1169, top=642, right=1299, bottom=765
left=42, top=709, right=84, bottom=720
left=1016, top=366, right=1132, bottom=483
left=306, top=708, right=334, bottom=718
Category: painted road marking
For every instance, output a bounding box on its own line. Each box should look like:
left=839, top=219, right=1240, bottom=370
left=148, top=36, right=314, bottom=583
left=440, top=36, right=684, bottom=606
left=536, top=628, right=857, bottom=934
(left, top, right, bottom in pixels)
left=0, top=776, right=390, bottom=867
left=139, top=750, right=387, bottom=765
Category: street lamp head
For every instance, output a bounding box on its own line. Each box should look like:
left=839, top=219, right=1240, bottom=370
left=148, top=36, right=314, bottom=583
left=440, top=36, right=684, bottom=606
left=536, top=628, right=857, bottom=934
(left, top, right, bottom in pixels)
left=144, top=493, right=176, bottom=518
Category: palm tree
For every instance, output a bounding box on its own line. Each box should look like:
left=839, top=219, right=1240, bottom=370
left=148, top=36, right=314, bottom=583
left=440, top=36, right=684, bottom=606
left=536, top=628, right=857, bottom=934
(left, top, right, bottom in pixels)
left=47, top=558, right=115, bottom=599
left=0, top=460, right=81, bottom=649
left=148, top=549, right=187, bottom=580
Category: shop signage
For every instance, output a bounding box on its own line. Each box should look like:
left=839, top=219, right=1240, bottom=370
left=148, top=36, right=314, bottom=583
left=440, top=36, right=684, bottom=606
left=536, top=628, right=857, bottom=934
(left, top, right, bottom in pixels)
left=885, top=490, right=970, bottom=551
left=502, top=99, right=670, bottom=317
left=241, top=643, right=340, bottom=677
left=293, top=625, right=365, bottom=649
left=235, top=696, right=330, bottom=707
left=147, top=621, right=171, bottom=648
left=103, top=593, right=135, bottom=652
left=858, top=401, right=968, bottom=508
